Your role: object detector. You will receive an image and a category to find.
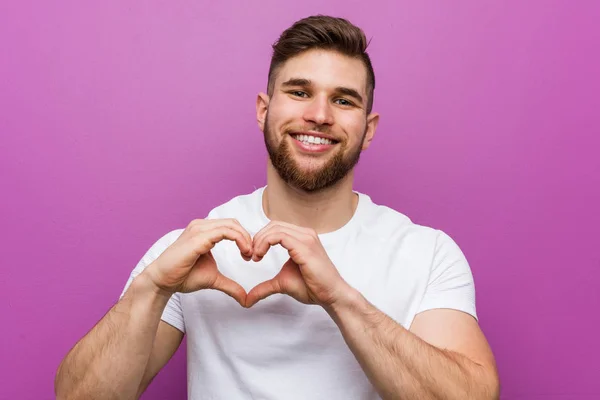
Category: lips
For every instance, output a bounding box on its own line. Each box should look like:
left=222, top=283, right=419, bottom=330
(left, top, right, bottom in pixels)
left=289, top=131, right=339, bottom=144
left=292, top=134, right=335, bottom=146
left=289, top=135, right=337, bottom=154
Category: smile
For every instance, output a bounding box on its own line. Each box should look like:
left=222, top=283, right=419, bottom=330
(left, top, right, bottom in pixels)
left=290, top=134, right=338, bottom=146
left=289, top=133, right=338, bottom=154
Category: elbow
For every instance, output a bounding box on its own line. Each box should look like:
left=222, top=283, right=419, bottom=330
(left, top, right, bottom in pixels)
left=54, top=359, right=79, bottom=400
left=54, top=360, right=70, bottom=400
left=469, top=362, right=500, bottom=400
left=490, top=380, right=501, bottom=400
left=486, top=383, right=500, bottom=400
left=482, top=369, right=500, bottom=400
left=54, top=360, right=65, bottom=398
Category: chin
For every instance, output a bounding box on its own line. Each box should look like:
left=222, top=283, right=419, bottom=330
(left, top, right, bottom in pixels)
left=291, top=159, right=330, bottom=173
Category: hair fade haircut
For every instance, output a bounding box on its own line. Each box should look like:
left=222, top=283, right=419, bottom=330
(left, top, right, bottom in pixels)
left=267, top=15, right=375, bottom=114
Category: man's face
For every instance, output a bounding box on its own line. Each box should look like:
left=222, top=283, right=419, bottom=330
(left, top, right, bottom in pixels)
left=259, top=49, right=377, bottom=192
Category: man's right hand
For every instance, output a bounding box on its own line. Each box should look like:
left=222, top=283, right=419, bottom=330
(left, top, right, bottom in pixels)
left=143, top=219, right=253, bottom=306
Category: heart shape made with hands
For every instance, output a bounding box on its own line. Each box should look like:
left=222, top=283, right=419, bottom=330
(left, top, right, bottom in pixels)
left=170, top=218, right=344, bottom=309
left=236, top=220, right=344, bottom=309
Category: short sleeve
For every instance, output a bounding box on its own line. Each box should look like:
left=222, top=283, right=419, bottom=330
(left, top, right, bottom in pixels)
left=120, top=229, right=187, bottom=333
left=416, top=230, right=477, bottom=320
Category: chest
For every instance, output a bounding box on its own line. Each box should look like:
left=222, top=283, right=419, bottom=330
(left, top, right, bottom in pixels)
left=182, top=232, right=431, bottom=334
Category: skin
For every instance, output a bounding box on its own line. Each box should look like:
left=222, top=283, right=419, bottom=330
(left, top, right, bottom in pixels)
left=55, top=48, right=499, bottom=400
left=249, top=49, right=500, bottom=399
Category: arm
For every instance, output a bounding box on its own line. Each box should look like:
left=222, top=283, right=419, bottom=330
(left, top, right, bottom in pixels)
left=245, top=221, right=500, bottom=400
left=325, top=288, right=500, bottom=400
left=56, top=218, right=253, bottom=400
left=55, top=272, right=183, bottom=400
left=136, top=320, right=184, bottom=397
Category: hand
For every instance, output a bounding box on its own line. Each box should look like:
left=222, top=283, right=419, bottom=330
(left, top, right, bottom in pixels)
left=143, top=218, right=253, bottom=306
left=245, top=221, right=349, bottom=308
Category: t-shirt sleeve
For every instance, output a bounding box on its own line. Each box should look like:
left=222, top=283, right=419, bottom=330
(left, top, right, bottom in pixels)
left=416, top=230, right=478, bottom=320
left=120, top=229, right=186, bottom=333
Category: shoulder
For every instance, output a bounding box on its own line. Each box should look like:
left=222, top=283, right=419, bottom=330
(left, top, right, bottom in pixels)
left=357, top=193, right=440, bottom=246
left=152, top=188, right=263, bottom=249
left=206, top=188, right=261, bottom=218
left=356, top=194, right=469, bottom=267
left=142, top=229, right=185, bottom=261
left=204, top=187, right=265, bottom=232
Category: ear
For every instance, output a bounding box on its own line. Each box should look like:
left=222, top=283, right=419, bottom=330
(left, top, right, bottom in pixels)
left=256, top=92, right=270, bottom=132
left=361, top=112, right=380, bottom=151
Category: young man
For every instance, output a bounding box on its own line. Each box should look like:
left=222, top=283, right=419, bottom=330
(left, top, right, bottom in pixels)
left=55, top=15, right=500, bottom=400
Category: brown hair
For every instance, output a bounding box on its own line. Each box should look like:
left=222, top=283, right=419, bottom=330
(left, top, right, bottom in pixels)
left=267, top=15, right=375, bottom=114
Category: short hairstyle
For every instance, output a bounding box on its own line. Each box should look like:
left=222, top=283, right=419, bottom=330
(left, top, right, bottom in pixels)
left=267, top=15, right=375, bottom=114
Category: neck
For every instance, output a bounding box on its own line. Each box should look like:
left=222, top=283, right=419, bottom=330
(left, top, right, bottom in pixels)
left=263, top=162, right=359, bottom=234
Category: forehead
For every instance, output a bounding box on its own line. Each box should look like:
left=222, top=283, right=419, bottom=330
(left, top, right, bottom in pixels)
left=274, top=49, right=368, bottom=94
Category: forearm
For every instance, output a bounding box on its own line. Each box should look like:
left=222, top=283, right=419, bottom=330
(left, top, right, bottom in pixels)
left=55, top=272, right=171, bottom=400
left=325, top=288, right=497, bottom=400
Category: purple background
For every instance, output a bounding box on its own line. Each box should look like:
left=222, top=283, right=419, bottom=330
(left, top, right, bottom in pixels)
left=1, top=1, right=599, bottom=399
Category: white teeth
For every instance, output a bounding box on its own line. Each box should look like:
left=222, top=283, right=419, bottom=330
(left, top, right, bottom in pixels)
left=293, top=134, right=334, bottom=145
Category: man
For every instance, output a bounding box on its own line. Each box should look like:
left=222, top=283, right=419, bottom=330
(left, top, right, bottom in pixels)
left=55, top=15, right=500, bottom=400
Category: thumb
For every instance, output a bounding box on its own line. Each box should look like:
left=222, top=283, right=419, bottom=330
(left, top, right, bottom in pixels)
left=245, top=277, right=282, bottom=308
left=211, top=272, right=248, bottom=307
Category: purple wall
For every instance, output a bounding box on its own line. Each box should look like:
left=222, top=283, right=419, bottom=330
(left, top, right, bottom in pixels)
left=1, top=1, right=599, bottom=399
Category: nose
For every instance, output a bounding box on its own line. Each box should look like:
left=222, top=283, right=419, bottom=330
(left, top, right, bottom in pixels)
left=303, top=94, right=334, bottom=126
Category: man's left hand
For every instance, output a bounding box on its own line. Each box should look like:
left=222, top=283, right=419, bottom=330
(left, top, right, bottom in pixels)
left=245, top=221, right=349, bottom=308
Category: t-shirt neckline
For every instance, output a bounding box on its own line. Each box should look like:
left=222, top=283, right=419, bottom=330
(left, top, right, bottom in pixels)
left=254, top=185, right=368, bottom=245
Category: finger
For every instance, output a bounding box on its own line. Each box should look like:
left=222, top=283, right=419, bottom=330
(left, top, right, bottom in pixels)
left=246, top=259, right=309, bottom=306
left=251, top=221, right=276, bottom=251
left=253, top=229, right=304, bottom=262
left=211, top=272, right=248, bottom=307
left=189, top=219, right=253, bottom=256
left=267, top=220, right=314, bottom=235
left=245, top=277, right=282, bottom=308
left=216, top=219, right=253, bottom=256
left=253, top=220, right=309, bottom=245
left=227, top=219, right=253, bottom=255
left=193, top=226, right=252, bottom=256
left=252, top=226, right=285, bottom=261
left=252, top=226, right=283, bottom=261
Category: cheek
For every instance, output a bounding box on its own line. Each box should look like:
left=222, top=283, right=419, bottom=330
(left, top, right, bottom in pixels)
left=337, top=114, right=367, bottom=142
left=268, top=97, right=305, bottom=130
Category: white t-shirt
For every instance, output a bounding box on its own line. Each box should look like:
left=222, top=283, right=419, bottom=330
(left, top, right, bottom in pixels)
left=122, top=186, right=477, bottom=399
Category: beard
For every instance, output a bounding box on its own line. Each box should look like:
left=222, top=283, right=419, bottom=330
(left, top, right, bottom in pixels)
left=263, top=111, right=367, bottom=193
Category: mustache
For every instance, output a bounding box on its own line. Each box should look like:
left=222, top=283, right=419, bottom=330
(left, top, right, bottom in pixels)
left=283, top=124, right=333, bottom=135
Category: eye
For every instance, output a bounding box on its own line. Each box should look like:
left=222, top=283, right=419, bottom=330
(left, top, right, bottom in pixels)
left=335, top=98, right=354, bottom=107
left=290, top=91, right=309, bottom=98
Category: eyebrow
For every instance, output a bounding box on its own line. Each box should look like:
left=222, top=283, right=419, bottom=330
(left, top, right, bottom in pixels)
left=281, top=78, right=364, bottom=105
left=281, top=78, right=312, bottom=88
left=334, top=86, right=364, bottom=105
